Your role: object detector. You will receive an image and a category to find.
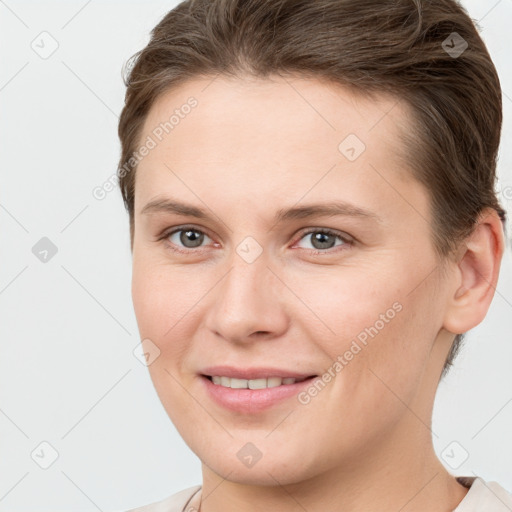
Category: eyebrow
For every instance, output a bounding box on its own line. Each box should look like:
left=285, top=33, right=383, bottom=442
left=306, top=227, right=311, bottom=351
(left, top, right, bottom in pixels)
left=140, top=198, right=382, bottom=224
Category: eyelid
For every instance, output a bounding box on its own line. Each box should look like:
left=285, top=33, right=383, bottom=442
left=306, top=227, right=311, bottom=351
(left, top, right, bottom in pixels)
left=159, top=223, right=209, bottom=238
left=294, top=226, right=355, bottom=244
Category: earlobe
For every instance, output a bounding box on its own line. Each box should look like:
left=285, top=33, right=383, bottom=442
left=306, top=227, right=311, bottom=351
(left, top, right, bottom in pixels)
left=442, top=208, right=505, bottom=334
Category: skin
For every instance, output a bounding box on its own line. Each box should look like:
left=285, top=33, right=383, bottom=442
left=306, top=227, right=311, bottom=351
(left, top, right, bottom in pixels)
left=131, top=74, right=504, bottom=512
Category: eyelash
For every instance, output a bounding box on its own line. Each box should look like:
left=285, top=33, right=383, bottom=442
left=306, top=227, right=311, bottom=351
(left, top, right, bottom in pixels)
left=158, top=224, right=354, bottom=256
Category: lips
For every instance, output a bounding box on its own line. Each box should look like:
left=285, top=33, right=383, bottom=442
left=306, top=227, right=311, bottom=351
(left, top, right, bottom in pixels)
left=199, top=365, right=319, bottom=413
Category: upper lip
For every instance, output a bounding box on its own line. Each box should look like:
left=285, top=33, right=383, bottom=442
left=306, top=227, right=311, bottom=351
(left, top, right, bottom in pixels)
left=200, top=365, right=317, bottom=380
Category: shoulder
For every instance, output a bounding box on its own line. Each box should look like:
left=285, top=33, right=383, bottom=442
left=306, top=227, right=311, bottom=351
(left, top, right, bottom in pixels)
left=124, top=485, right=202, bottom=512
left=455, top=476, right=512, bottom=511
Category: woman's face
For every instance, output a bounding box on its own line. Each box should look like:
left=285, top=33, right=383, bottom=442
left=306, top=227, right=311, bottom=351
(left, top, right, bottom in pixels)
left=131, top=74, right=456, bottom=484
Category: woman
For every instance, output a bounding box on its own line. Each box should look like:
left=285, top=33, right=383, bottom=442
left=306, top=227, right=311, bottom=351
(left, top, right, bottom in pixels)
left=117, top=0, right=511, bottom=510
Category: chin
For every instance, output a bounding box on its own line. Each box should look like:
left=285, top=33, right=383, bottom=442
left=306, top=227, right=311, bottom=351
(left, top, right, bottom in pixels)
left=201, top=457, right=314, bottom=487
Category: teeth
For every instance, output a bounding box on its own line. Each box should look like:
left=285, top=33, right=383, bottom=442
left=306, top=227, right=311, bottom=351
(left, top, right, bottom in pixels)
left=209, top=376, right=308, bottom=389
left=230, top=378, right=248, bottom=389
left=248, top=378, right=267, bottom=389
left=267, top=377, right=283, bottom=388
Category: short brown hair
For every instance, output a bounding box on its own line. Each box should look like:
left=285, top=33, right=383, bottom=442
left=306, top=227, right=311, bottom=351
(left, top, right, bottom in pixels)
left=117, top=0, right=507, bottom=375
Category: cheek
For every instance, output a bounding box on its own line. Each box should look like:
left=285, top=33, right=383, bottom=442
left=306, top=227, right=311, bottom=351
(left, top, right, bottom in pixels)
left=290, top=283, right=438, bottom=457
left=290, top=260, right=438, bottom=394
left=286, top=265, right=405, bottom=354
left=131, top=254, right=196, bottom=336
left=131, top=264, right=164, bottom=337
left=131, top=260, right=196, bottom=418
left=131, top=258, right=209, bottom=385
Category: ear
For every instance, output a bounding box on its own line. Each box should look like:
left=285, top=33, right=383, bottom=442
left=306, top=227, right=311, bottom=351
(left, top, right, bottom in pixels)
left=442, top=208, right=505, bottom=335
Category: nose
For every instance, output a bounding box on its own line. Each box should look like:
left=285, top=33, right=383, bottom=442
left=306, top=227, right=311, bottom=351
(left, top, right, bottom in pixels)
left=203, top=249, right=289, bottom=345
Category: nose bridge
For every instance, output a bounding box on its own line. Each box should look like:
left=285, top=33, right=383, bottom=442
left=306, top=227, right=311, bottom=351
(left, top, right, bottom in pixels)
left=205, top=243, right=287, bottom=342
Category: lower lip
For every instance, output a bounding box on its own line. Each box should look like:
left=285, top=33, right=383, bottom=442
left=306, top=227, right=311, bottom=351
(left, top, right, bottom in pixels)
left=200, top=375, right=318, bottom=413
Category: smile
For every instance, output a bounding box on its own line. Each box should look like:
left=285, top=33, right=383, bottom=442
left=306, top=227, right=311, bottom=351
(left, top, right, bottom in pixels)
left=207, top=375, right=310, bottom=389
left=200, top=372, right=319, bottom=413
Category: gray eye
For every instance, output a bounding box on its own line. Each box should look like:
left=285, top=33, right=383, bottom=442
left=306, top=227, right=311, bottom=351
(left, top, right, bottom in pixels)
left=169, top=229, right=211, bottom=249
left=297, top=231, right=346, bottom=251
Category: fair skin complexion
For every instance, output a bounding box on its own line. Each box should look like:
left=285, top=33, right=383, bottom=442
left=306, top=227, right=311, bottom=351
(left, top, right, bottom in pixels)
left=131, top=74, right=504, bottom=512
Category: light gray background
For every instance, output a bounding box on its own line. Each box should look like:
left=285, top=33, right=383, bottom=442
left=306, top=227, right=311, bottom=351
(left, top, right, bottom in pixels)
left=0, top=1, right=511, bottom=511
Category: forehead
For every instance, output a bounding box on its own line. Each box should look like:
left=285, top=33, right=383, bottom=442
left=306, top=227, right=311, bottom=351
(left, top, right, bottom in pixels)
left=134, top=74, right=422, bottom=222
left=140, top=73, right=411, bottom=157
